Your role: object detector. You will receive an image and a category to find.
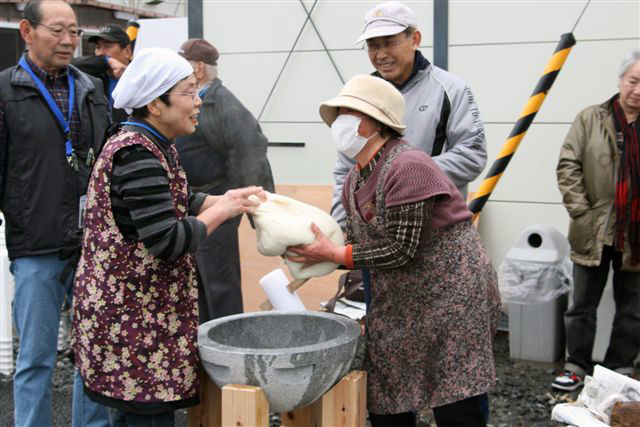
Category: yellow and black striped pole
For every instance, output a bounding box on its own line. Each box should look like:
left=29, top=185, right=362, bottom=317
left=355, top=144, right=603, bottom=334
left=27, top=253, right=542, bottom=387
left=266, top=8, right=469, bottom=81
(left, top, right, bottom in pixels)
left=469, top=32, right=576, bottom=216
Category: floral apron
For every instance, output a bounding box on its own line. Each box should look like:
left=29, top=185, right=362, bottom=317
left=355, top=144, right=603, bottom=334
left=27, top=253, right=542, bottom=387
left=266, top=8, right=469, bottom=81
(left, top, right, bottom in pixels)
left=347, top=141, right=501, bottom=413
left=72, top=130, right=199, bottom=403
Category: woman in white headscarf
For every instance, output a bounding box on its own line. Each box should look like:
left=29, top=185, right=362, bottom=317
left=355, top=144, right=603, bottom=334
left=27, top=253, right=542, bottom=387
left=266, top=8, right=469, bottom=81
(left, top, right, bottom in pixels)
left=71, top=47, right=265, bottom=425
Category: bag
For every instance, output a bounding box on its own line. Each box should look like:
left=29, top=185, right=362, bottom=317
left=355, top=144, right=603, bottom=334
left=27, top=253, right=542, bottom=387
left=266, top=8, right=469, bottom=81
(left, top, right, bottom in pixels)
left=324, top=270, right=365, bottom=313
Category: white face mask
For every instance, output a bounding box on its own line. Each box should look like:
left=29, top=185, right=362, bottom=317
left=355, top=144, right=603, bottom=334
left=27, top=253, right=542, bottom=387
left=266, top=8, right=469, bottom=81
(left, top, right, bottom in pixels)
left=331, top=114, right=378, bottom=158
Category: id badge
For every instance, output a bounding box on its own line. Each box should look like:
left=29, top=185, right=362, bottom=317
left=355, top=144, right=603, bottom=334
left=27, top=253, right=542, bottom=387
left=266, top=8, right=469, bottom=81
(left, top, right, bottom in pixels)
left=78, top=195, right=87, bottom=228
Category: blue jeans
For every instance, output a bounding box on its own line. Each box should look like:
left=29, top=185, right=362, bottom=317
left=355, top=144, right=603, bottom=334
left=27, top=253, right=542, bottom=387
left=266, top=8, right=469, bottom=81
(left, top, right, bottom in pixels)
left=12, top=255, right=109, bottom=427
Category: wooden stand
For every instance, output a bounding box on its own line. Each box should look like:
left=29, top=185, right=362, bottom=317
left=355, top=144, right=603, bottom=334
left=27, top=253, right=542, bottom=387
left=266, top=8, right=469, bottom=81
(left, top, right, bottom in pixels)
left=187, top=369, right=367, bottom=427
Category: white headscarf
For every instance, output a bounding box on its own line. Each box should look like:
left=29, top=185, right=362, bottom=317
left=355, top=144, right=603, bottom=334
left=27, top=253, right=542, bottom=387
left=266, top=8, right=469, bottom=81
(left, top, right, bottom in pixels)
left=112, top=47, right=193, bottom=114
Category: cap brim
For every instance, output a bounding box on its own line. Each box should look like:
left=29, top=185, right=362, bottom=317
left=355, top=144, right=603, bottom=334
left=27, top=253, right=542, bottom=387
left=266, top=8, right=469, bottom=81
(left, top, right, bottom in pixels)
left=319, top=95, right=405, bottom=134
left=88, top=34, right=120, bottom=43
left=355, top=23, right=407, bottom=43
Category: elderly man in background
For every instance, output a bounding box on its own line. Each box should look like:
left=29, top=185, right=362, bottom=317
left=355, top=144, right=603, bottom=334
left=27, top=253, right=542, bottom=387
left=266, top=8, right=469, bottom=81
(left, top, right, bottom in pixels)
left=175, top=39, right=275, bottom=321
left=554, top=49, right=640, bottom=392
left=73, top=24, right=132, bottom=122
left=331, top=1, right=487, bottom=226
left=0, top=1, right=110, bottom=425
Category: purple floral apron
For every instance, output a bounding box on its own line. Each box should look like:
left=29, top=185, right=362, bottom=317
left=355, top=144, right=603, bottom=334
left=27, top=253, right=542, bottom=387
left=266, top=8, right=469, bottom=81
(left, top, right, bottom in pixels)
left=72, top=129, right=199, bottom=403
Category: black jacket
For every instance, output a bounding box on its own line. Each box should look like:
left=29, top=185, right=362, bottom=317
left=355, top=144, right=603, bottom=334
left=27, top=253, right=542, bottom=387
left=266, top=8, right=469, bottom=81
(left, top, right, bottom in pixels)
left=175, top=78, right=275, bottom=195
left=0, top=63, right=111, bottom=259
left=72, top=55, right=128, bottom=123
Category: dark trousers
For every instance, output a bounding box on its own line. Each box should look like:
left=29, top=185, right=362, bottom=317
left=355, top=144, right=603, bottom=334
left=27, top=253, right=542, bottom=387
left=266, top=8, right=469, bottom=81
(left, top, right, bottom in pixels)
left=196, top=215, right=243, bottom=322
left=108, top=408, right=173, bottom=427
left=565, top=245, right=640, bottom=374
left=369, top=394, right=487, bottom=427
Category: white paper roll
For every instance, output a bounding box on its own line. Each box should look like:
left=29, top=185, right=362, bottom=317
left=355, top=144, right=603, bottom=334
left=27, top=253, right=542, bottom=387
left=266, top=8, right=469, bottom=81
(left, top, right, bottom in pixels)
left=259, top=269, right=306, bottom=311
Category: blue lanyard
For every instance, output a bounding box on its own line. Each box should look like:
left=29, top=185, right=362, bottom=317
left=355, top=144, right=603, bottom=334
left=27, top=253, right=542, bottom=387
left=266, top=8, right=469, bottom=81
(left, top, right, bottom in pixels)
left=121, top=121, right=171, bottom=145
left=19, top=57, right=76, bottom=170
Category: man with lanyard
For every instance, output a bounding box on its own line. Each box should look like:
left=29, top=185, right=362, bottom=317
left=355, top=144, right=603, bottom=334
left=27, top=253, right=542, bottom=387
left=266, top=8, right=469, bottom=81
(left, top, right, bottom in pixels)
left=175, top=38, right=275, bottom=322
left=0, top=1, right=110, bottom=425
left=72, top=24, right=131, bottom=122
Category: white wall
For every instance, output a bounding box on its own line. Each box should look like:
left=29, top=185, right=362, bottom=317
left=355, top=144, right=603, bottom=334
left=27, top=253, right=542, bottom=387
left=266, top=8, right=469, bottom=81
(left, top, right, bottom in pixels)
left=201, top=0, right=640, bottom=267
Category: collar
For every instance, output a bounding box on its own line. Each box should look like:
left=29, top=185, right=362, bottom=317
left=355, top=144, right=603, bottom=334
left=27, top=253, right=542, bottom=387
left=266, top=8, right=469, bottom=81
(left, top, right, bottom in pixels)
left=357, top=144, right=386, bottom=184
left=124, top=118, right=173, bottom=148
left=372, top=50, right=430, bottom=90
left=23, top=53, right=69, bottom=84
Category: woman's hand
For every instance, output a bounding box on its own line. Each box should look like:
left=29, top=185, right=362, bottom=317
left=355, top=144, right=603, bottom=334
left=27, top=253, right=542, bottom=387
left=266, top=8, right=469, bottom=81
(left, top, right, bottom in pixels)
left=197, top=186, right=265, bottom=235
left=215, top=186, right=266, bottom=220
left=287, top=223, right=346, bottom=266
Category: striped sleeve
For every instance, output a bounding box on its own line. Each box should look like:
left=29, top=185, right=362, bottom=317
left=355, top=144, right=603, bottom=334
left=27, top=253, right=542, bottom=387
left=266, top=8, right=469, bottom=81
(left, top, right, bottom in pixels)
left=110, top=145, right=207, bottom=260
left=350, top=198, right=434, bottom=269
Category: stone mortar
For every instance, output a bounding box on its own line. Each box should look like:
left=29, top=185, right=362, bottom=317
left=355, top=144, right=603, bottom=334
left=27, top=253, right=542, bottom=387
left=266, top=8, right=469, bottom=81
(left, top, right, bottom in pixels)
left=198, top=311, right=361, bottom=413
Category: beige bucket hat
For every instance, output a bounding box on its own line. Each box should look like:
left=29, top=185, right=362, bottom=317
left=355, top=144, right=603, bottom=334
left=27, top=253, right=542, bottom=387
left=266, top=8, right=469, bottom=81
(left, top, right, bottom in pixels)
left=319, top=74, right=406, bottom=134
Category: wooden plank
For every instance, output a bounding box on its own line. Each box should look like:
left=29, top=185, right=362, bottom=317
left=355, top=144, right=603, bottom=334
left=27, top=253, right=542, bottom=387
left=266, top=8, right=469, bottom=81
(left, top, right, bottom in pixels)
left=187, top=367, right=222, bottom=427
left=221, top=384, right=269, bottom=427
left=280, top=370, right=367, bottom=427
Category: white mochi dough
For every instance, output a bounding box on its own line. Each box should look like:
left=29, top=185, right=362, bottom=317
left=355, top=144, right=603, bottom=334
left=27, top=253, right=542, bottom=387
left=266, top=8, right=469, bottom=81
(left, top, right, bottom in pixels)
left=249, top=191, right=345, bottom=279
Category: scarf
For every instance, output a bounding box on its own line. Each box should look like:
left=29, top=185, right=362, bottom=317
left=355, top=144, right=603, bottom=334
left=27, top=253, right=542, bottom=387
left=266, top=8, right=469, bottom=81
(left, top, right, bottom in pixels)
left=611, top=97, right=640, bottom=264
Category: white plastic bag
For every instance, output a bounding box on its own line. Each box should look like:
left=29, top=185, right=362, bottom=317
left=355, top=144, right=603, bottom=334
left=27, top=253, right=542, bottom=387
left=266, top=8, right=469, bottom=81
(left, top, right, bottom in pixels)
left=498, top=257, right=572, bottom=304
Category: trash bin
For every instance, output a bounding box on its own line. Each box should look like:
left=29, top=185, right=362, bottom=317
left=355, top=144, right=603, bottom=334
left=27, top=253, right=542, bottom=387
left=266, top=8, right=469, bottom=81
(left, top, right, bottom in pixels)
left=499, top=224, right=571, bottom=362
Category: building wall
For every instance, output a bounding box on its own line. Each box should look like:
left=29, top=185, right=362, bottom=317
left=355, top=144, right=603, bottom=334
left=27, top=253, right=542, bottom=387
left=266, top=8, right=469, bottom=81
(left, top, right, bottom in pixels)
left=201, top=0, right=639, bottom=268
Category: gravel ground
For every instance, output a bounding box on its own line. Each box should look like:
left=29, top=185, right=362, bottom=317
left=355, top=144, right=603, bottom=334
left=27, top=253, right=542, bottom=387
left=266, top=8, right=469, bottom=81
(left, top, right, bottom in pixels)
left=0, top=330, right=578, bottom=427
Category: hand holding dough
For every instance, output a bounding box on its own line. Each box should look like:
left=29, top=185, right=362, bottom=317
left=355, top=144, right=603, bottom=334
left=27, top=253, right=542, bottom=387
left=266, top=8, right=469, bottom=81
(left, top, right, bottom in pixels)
left=249, top=191, right=345, bottom=279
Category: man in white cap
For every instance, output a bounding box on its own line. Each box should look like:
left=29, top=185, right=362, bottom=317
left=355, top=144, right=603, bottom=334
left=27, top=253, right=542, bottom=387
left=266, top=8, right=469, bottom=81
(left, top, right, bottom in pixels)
left=331, top=1, right=487, bottom=226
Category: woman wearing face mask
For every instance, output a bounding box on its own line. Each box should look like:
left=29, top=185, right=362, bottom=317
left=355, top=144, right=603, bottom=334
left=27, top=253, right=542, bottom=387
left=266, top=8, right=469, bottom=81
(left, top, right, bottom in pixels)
left=71, top=48, right=265, bottom=426
left=287, top=74, right=501, bottom=427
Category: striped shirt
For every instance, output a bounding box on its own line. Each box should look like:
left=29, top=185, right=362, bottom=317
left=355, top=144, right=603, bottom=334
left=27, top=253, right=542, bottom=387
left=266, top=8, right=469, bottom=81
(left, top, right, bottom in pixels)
left=110, top=123, right=207, bottom=261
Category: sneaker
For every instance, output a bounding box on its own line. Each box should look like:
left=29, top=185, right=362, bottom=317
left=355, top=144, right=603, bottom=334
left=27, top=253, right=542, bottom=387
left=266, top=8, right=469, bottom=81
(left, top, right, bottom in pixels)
left=552, top=370, right=584, bottom=391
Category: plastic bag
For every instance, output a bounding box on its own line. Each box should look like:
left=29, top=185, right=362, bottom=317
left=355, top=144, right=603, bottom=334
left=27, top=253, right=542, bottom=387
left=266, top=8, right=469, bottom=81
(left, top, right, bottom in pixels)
left=498, top=257, right=572, bottom=304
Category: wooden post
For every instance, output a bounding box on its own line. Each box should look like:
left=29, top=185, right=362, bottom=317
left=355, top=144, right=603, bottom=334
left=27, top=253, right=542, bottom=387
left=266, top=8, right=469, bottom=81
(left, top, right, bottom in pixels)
left=221, top=384, right=269, bottom=427
left=281, top=370, right=367, bottom=427
left=187, top=367, right=222, bottom=427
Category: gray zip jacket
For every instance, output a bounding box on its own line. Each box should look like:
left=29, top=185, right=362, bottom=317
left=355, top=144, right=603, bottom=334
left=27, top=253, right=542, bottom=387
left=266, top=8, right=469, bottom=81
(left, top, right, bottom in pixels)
left=331, top=58, right=487, bottom=226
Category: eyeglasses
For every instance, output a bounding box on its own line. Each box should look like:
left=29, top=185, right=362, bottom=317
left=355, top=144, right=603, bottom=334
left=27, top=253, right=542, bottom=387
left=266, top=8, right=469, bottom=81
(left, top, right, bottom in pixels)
left=171, top=91, right=200, bottom=101
left=366, top=34, right=409, bottom=53
left=29, top=20, right=84, bottom=39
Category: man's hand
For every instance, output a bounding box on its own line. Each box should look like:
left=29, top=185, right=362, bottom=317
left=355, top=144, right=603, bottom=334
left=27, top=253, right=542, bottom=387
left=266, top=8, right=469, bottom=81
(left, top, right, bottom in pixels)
left=106, top=57, right=127, bottom=78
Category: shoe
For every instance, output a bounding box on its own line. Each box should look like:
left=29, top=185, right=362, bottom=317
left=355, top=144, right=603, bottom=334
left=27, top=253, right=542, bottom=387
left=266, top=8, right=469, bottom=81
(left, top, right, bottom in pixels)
left=552, top=370, right=584, bottom=391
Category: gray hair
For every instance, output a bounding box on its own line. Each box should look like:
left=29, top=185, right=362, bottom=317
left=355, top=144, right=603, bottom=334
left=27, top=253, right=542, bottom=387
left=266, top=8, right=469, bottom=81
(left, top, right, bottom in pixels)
left=618, top=49, right=640, bottom=79
left=189, top=60, right=218, bottom=82
left=204, top=64, right=218, bottom=81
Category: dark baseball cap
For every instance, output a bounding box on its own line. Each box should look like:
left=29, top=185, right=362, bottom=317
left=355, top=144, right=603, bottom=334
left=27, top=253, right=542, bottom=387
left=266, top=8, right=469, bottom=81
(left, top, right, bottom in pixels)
left=179, top=39, right=219, bottom=66
left=88, top=24, right=131, bottom=45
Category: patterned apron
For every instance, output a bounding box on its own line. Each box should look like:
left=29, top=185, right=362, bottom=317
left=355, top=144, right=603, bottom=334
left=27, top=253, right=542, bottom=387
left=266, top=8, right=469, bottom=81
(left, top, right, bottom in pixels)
left=72, top=130, right=199, bottom=403
left=346, top=141, right=501, bottom=414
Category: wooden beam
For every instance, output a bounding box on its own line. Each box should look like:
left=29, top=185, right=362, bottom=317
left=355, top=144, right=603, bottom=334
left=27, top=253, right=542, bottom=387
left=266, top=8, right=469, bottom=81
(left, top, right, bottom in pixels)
left=221, top=384, right=269, bottom=427
left=187, top=367, right=222, bottom=427
left=281, top=370, right=367, bottom=427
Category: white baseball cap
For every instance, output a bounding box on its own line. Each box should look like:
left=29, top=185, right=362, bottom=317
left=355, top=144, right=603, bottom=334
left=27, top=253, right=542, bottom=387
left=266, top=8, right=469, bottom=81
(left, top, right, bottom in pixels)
left=356, top=2, right=419, bottom=43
